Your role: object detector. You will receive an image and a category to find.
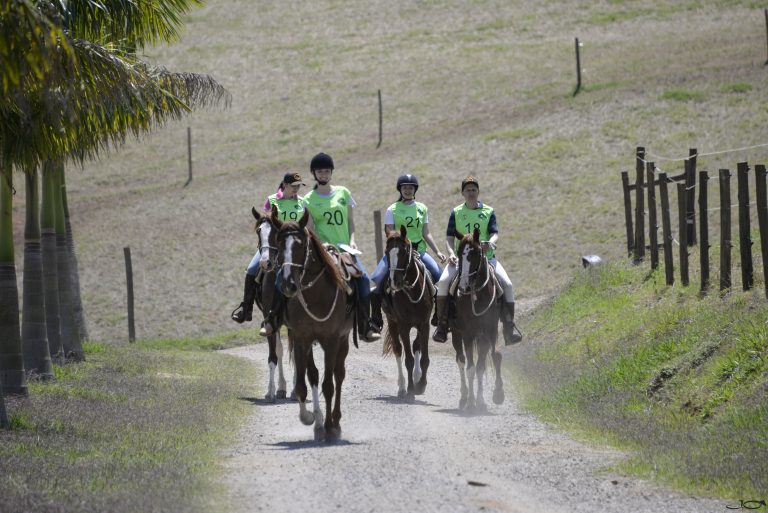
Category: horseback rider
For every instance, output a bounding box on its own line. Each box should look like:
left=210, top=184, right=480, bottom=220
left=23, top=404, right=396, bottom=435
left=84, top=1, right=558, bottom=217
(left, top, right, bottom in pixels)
left=302, top=152, right=381, bottom=342
left=369, top=173, right=447, bottom=330
left=231, top=172, right=306, bottom=334
left=432, top=175, right=522, bottom=344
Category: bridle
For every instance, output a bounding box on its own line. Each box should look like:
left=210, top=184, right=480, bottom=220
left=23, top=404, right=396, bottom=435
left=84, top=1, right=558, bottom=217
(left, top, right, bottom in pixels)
left=457, top=241, right=496, bottom=316
left=388, top=238, right=428, bottom=304
left=277, top=227, right=340, bottom=322
left=256, top=219, right=278, bottom=268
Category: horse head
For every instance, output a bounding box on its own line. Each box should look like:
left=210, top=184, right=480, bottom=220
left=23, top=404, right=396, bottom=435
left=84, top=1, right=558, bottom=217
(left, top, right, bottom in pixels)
left=385, top=225, right=412, bottom=291
left=457, top=227, right=484, bottom=293
left=272, top=206, right=310, bottom=298
left=252, top=207, right=278, bottom=272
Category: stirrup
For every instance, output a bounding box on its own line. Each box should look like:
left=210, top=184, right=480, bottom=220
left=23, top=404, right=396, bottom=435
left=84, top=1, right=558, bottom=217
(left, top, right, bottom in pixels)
left=231, top=303, right=247, bottom=324
left=362, top=329, right=381, bottom=343
left=505, top=323, right=523, bottom=345
left=259, top=320, right=274, bottom=337
left=432, top=324, right=448, bottom=343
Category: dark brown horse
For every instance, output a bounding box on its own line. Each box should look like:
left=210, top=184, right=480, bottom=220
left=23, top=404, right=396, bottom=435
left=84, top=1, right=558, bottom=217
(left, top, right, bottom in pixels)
left=272, top=207, right=354, bottom=438
left=250, top=208, right=292, bottom=402
left=451, top=228, right=505, bottom=412
left=381, top=226, right=433, bottom=401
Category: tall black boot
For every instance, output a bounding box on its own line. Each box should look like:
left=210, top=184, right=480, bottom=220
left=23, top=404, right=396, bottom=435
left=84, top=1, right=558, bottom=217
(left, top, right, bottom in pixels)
left=231, top=274, right=257, bottom=323
left=503, top=301, right=523, bottom=345
left=432, top=296, right=449, bottom=343
left=358, top=294, right=381, bottom=342
left=369, top=290, right=383, bottom=333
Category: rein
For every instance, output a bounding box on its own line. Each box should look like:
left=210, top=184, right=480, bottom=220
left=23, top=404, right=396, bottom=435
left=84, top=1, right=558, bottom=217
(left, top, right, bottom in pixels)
left=389, top=241, right=428, bottom=304
left=458, top=245, right=497, bottom=317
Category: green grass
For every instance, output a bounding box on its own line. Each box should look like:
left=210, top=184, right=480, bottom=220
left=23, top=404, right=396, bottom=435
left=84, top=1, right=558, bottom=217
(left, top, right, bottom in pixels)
left=0, top=338, right=257, bottom=513
left=661, top=89, right=705, bottom=102
left=511, top=263, right=768, bottom=499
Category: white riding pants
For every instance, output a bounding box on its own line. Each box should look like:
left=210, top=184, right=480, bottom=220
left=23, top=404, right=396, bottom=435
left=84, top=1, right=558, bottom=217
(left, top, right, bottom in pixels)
left=436, top=258, right=514, bottom=303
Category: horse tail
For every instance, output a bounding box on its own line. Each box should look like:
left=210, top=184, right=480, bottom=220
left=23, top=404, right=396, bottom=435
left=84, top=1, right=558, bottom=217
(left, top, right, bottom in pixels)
left=382, top=318, right=398, bottom=357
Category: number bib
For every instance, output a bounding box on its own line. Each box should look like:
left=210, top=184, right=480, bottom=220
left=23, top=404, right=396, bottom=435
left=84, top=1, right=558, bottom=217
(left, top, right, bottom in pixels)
left=304, top=186, right=352, bottom=246
left=453, top=203, right=495, bottom=258
left=268, top=194, right=306, bottom=222
left=390, top=201, right=427, bottom=252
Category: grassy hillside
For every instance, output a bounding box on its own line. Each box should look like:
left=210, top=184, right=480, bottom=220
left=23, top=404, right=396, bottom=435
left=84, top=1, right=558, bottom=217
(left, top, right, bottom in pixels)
left=9, top=0, right=767, bottom=343
left=509, top=262, right=768, bottom=498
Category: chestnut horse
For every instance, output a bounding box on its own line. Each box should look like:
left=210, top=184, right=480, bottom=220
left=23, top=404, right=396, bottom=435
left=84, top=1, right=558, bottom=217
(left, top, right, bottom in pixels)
left=272, top=208, right=355, bottom=438
left=251, top=208, right=290, bottom=402
left=450, top=228, right=505, bottom=412
left=381, top=226, right=433, bottom=401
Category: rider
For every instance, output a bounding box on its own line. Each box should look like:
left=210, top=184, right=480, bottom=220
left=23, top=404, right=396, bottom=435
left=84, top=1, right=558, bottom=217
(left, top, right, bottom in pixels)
left=432, top=175, right=522, bottom=344
left=302, top=152, right=381, bottom=342
left=231, top=172, right=306, bottom=333
left=369, top=173, right=447, bottom=329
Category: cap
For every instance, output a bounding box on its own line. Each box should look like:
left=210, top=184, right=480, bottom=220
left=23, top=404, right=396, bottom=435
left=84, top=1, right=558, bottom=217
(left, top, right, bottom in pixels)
left=283, top=172, right=305, bottom=186
left=461, top=175, right=479, bottom=190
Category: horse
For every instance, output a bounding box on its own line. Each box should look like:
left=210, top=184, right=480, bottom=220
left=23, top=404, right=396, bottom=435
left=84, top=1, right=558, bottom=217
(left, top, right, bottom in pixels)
left=450, top=228, right=505, bottom=412
left=272, top=207, right=355, bottom=438
left=251, top=207, right=290, bottom=403
left=381, top=226, right=434, bottom=401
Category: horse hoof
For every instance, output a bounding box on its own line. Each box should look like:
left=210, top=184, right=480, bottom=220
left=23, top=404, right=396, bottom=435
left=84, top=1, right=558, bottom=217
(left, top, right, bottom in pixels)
left=459, top=397, right=467, bottom=410
left=475, top=402, right=488, bottom=414
left=325, top=425, right=342, bottom=441
left=299, top=411, right=315, bottom=425
left=276, top=390, right=287, bottom=400
left=290, top=390, right=297, bottom=402
left=405, top=392, right=415, bottom=404
left=493, top=388, right=505, bottom=405
left=397, top=389, right=407, bottom=398
left=414, top=380, right=427, bottom=395
left=264, top=393, right=276, bottom=403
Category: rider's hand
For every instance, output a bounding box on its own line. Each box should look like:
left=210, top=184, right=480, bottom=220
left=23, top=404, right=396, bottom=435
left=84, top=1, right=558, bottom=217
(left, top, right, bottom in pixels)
left=349, top=241, right=358, bottom=250
left=481, top=241, right=496, bottom=252
left=436, top=251, right=447, bottom=264
left=448, top=254, right=458, bottom=266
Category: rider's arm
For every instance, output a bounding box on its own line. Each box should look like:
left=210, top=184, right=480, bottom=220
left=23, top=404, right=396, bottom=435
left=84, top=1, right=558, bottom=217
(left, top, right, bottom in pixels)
left=348, top=203, right=356, bottom=249
left=483, top=211, right=499, bottom=251
left=445, top=211, right=458, bottom=265
left=423, top=223, right=446, bottom=263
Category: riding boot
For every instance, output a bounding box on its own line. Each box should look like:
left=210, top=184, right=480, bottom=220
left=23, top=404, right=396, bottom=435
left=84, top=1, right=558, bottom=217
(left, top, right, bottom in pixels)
left=231, top=274, right=257, bottom=323
left=358, top=294, right=381, bottom=342
left=432, top=296, right=449, bottom=343
left=503, top=301, right=523, bottom=345
left=369, top=290, right=383, bottom=334
left=260, top=292, right=285, bottom=337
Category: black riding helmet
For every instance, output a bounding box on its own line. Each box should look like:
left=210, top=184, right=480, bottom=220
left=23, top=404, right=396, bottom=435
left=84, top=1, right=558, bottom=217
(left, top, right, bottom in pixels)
left=396, top=173, right=419, bottom=192
left=310, top=152, right=334, bottom=180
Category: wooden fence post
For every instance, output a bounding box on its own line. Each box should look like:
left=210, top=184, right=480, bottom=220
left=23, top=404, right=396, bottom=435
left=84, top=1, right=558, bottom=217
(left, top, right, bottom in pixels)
left=699, top=170, right=710, bottom=293
left=0, top=381, right=8, bottom=429
left=184, top=127, right=193, bottom=187
left=764, top=8, right=768, bottom=65
left=647, top=162, right=659, bottom=269
left=377, top=90, right=383, bottom=149
left=686, top=148, right=697, bottom=245
left=573, top=37, right=582, bottom=96
left=755, top=164, right=768, bottom=299
left=634, top=147, right=646, bottom=262
left=719, top=169, right=732, bottom=291
left=737, top=162, right=754, bottom=290
left=659, top=173, right=674, bottom=285
left=621, top=171, right=634, bottom=257
left=124, top=247, right=135, bottom=342
left=373, top=210, right=383, bottom=261
left=677, top=182, right=689, bottom=286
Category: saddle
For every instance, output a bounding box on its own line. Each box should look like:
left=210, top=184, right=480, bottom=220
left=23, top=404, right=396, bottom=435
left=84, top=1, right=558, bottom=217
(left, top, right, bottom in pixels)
left=323, top=244, right=360, bottom=295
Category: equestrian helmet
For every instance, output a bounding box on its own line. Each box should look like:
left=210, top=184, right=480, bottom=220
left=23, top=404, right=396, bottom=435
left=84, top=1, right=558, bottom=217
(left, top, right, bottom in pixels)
left=396, top=173, right=419, bottom=192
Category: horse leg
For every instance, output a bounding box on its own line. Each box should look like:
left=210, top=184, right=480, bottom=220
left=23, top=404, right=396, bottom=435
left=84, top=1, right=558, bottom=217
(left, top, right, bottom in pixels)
left=465, top=336, right=476, bottom=411
left=453, top=328, right=468, bottom=409
left=321, top=340, right=339, bottom=436
left=265, top=333, right=279, bottom=402
left=306, top=346, right=324, bottom=431
left=475, top=337, right=490, bottom=413
left=275, top=332, right=287, bottom=399
left=294, top=342, right=313, bottom=426
left=413, top=320, right=430, bottom=395
left=389, top=319, right=407, bottom=398
left=331, top=337, right=349, bottom=436
left=400, top=324, right=416, bottom=402
left=492, top=344, right=505, bottom=405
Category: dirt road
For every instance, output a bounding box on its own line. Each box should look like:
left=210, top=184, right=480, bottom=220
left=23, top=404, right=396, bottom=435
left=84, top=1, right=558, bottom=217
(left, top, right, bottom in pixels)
left=222, top=340, right=724, bottom=513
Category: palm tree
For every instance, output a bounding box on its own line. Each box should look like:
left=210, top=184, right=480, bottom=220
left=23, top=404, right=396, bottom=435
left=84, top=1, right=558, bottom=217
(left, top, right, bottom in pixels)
left=1, top=0, right=229, bottom=391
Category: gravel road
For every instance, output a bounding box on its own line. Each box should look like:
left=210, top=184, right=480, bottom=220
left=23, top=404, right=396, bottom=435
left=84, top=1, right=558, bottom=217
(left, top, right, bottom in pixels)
left=221, top=337, right=726, bottom=513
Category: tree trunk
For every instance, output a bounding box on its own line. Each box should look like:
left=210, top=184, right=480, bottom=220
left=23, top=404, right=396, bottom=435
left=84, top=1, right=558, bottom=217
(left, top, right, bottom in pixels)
left=0, top=162, right=28, bottom=395
left=22, top=166, right=53, bottom=378
left=61, top=167, right=89, bottom=342
left=53, top=161, right=84, bottom=361
left=42, top=161, right=63, bottom=362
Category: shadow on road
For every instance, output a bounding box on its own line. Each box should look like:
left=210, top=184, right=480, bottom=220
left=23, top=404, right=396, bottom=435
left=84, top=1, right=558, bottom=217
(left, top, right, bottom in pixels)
left=433, top=407, right=497, bottom=417
left=238, top=396, right=303, bottom=406
left=266, top=438, right=364, bottom=450
left=368, top=395, right=437, bottom=407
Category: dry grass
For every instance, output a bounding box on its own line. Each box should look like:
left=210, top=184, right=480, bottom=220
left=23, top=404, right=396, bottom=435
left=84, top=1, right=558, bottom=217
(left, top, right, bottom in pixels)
left=10, top=0, right=768, bottom=343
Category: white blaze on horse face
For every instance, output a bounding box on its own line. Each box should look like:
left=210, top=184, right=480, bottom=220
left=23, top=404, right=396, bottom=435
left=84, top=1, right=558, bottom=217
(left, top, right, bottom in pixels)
left=388, top=247, right=399, bottom=283
left=282, top=235, right=294, bottom=282
left=459, top=245, right=472, bottom=290
left=258, top=222, right=272, bottom=269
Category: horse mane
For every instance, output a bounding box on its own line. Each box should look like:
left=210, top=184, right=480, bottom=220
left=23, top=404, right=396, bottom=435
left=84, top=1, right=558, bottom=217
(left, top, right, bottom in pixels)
left=385, top=229, right=410, bottom=251
left=305, top=229, right=347, bottom=290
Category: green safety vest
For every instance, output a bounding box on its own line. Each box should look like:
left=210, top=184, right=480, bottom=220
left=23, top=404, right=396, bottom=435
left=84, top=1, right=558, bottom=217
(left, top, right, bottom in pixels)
left=268, top=194, right=306, bottom=222
left=390, top=200, right=428, bottom=252
left=453, top=203, right=495, bottom=258
left=304, top=186, right=353, bottom=247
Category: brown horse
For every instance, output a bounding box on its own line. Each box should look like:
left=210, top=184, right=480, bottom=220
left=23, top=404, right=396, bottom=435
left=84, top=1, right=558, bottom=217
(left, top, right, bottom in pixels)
left=451, top=228, right=505, bottom=412
left=251, top=208, right=291, bottom=402
left=272, top=207, right=355, bottom=438
left=381, top=226, right=433, bottom=401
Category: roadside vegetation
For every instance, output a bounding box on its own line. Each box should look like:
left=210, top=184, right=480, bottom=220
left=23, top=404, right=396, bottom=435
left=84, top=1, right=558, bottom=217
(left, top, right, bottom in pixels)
left=510, top=261, right=768, bottom=499
left=0, top=334, right=257, bottom=513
